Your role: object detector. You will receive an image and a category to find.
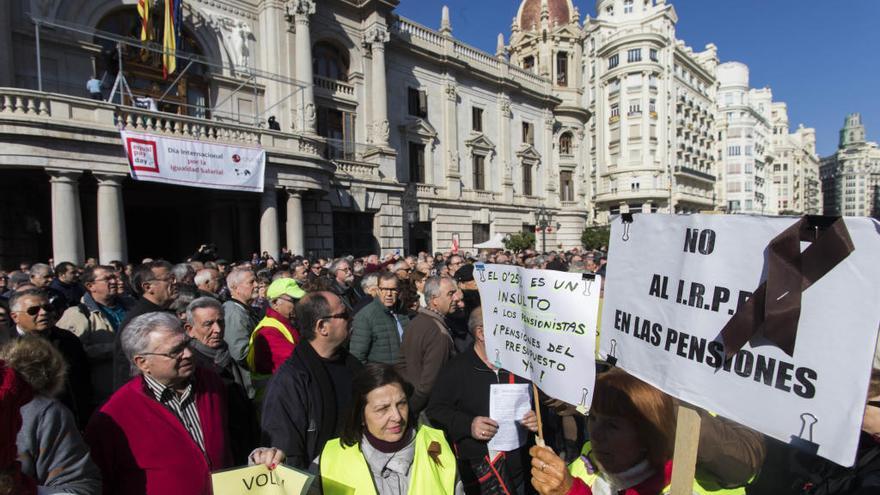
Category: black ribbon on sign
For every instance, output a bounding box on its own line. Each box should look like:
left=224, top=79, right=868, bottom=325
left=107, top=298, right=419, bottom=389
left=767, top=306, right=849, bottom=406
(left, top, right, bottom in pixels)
left=720, top=216, right=855, bottom=358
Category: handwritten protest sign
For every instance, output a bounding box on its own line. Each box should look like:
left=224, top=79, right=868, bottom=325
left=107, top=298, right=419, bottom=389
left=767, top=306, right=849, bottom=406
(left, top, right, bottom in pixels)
left=476, top=264, right=601, bottom=411
left=600, top=214, right=880, bottom=466
left=212, top=464, right=314, bottom=495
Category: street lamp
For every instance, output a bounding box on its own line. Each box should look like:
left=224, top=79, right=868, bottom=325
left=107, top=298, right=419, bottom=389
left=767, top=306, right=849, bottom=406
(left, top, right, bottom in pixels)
left=536, top=206, right=551, bottom=253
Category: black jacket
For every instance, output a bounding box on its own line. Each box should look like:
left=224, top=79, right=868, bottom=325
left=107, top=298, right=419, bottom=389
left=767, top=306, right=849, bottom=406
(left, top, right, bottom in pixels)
left=427, top=347, right=532, bottom=460
left=260, top=342, right=363, bottom=468
left=112, top=298, right=172, bottom=390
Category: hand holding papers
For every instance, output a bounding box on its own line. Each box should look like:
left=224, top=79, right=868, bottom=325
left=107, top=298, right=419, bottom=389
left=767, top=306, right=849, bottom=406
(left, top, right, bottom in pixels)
left=488, top=383, right=533, bottom=451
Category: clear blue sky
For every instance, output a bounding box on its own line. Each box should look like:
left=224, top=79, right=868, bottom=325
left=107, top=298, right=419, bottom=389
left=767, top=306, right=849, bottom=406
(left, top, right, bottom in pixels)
left=395, top=0, right=879, bottom=157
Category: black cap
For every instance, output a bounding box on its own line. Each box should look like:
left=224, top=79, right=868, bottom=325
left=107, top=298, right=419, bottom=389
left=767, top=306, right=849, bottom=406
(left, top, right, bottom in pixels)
left=454, top=264, right=475, bottom=282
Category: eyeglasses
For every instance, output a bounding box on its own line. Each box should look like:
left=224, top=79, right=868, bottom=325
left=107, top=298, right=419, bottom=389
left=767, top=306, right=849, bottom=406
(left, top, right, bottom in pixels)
left=277, top=296, right=297, bottom=304
left=150, top=275, right=176, bottom=283
left=320, top=311, right=350, bottom=321
left=378, top=287, right=399, bottom=293
left=22, top=304, right=53, bottom=316
left=93, top=276, right=119, bottom=283
left=139, top=337, right=192, bottom=360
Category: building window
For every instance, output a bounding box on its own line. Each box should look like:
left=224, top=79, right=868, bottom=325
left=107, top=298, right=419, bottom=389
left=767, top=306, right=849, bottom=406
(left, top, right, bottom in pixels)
left=472, top=107, right=483, bottom=132
left=472, top=223, right=490, bottom=245
left=312, top=42, right=349, bottom=81
left=559, top=132, right=573, bottom=155
left=522, top=121, right=535, bottom=145
left=318, top=107, right=356, bottom=160
left=631, top=180, right=640, bottom=191
left=728, top=200, right=741, bottom=211
left=728, top=145, right=741, bottom=157
left=556, top=52, right=568, bottom=87
left=407, top=87, right=428, bottom=118
left=523, top=55, right=535, bottom=72
left=606, top=5, right=614, bottom=16
left=649, top=98, right=656, bottom=114
left=648, top=74, right=657, bottom=88
left=560, top=171, right=574, bottom=201
left=624, top=0, right=634, bottom=13
left=609, top=78, right=620, bottom=93
left=650, top=48, right=658, bottom=62
left=628, top=101, right=641, bottom=115
left=473, top=154, right=486, bottom=190
left=608, top=54, right=619, bottom=69
left=522, top=163, right=532, bottom=196
left=610, top=103, right=620, bottom=118
left=627, top=49, right=642, bottom=63
left=745, top=145, right=753, bottom=156
left=408, top=142, right=425, bottom=183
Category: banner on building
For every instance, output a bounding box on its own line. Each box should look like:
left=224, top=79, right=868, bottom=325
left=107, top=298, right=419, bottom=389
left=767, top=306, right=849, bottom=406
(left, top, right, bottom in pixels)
left=600, top=213, right=880, bottom=466
left=476, top=263, right=601, bottom=412
left=121, top=130, right=265, bottom=192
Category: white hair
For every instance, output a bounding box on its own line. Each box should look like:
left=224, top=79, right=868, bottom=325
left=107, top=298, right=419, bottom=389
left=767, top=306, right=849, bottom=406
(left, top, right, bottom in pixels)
left=121, top=312, right=183, bottom=374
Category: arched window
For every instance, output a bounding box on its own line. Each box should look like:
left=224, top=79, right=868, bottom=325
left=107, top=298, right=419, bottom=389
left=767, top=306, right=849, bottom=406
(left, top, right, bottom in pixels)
left=559, top=132, right=573, bottom=155
left=95, top=8, right=210, bottom=117
left=312, top=42, right=349, bottom=81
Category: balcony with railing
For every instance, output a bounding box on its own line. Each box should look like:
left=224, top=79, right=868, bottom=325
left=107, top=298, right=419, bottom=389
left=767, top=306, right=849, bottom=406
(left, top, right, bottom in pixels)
left=313, top=76, right=356, bottom=101
left=674, top=165, right=716, bottom=183
left=325, top=138, right=381, bottom=178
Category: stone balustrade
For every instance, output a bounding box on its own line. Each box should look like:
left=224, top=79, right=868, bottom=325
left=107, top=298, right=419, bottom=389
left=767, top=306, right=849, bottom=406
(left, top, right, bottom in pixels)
left=313, top=75, right=356, bottom=100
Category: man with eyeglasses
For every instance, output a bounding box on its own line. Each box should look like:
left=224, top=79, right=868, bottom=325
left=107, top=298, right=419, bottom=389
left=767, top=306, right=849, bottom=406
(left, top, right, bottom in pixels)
left=8, top=288, right=93, bottom=429
left=86, top=312, right=285, bottom=495
left=327, top=258, right=356, bottom=311
left=261, top=291, right=363, bottom=469
left=395, top=276, right=462, bottom=418
left=446, top=254, right=465, bottom=277
left=350, top=273, right=410, bottom=365
left=247, top=278, right=306, bottom=397
left=58, top=265, right=134, bottom=405
left=113, top=260, right=179, bottom=390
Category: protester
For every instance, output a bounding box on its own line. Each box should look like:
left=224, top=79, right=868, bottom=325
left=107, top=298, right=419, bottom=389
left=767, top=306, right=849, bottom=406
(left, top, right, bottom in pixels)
left=194, top=267, right=223, bottom=298
left=222, top=267, right=259, bottom=397
left=8, top=289, right=92, bottom=429
left=350, top=273, right=409, bottom=365
left=448, top=264, right=480, bottom=353
left=247, top=278, right=305, bottom=386
left=28, top=264, right=53, bottom=289
left=395, top=276, right=461, bottom=418
left=318, top=363, right=463, bottom=494
left=428, top=307, right=539, bottom=494
left=113, top=260, right=178, bottom=389
left=86, top=312, right=284, bottom=495
left=0, top=337, right=101, bottom=494
left=172, top=262, right=196, bottom=287
left=57, top=264, right=133, bottom=405
left=328, top=258, right=357, bottom=311
left=260, top=291, right=363, bottom=468
left=185, top=297, right=258, bottom=464
left=0, top=302, right=11, bottom=345
left=48, top=261, right=85, bottom=310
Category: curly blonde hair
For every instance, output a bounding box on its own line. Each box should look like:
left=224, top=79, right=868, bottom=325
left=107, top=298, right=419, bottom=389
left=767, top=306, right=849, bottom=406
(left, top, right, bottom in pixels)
left=0, top=336, right=67, bottom=397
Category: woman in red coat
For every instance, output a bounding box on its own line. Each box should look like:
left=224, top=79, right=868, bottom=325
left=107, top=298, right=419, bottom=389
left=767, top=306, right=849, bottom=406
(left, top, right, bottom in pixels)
left=529, top=369, right=676, bottom=495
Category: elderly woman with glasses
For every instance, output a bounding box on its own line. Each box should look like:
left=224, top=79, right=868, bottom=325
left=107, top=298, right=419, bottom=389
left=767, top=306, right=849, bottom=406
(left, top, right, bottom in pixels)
left=85, top=311, right=285, bottom=495
left=318, top=363, right=463, bottom=495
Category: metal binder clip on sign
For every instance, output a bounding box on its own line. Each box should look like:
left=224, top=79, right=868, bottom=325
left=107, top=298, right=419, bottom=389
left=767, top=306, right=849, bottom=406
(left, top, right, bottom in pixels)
left=620, top=213, right=634, bottom=242
left=576, top=387, right=590, bottom=415
left=790, top=412, right=820, bottom=455
left=582, top=273, right=595, bottom=296
left=475, top=263, right=487, bottom=282
left=606, top=339, right=618, bottom=367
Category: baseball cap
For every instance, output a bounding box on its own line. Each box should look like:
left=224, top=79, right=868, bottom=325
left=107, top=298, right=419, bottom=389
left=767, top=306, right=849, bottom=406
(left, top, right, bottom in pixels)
left=266, top=278, right=306, bottom=300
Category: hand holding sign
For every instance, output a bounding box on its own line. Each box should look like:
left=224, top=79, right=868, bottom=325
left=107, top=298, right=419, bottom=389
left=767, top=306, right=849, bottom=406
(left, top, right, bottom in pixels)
left=211, top=463, right=314, bottom=495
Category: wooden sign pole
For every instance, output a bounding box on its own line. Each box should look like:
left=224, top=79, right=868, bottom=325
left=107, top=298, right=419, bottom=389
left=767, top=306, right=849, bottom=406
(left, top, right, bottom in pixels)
left=669, top=404, right=701, bottom=495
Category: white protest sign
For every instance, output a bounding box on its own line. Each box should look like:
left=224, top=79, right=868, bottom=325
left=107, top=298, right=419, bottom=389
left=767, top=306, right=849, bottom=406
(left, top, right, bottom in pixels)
left=121, top=130, right=265, bottom=192
left=476, top=264, right=601, bottom=411
left=600, top=214, right=880, bottom=466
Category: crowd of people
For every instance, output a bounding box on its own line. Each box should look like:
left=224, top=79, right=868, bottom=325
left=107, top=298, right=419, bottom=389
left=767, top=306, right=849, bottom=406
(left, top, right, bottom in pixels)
left=0, top=245, right=877, bottom=495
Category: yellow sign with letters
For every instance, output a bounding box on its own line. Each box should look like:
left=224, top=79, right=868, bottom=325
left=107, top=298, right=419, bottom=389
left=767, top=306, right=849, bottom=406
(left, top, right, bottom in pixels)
left=212, top=464, right=315, bottom=495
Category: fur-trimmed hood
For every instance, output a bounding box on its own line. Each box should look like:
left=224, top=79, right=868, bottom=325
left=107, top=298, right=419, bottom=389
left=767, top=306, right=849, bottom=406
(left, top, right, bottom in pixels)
left=0, top=336, right=67, bottom=397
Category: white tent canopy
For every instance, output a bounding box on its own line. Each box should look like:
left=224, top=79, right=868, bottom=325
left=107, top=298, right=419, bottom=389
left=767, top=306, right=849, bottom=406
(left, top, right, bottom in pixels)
left=473, top=233, right=506, bottom=250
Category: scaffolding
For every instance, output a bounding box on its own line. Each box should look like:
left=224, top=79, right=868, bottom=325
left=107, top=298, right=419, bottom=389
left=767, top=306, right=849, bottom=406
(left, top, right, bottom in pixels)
left=30, top=15, right=308, bottom=130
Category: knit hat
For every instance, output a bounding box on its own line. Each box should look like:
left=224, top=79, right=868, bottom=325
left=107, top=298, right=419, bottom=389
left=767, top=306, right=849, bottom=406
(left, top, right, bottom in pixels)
left=267, top=278, right=306, bottom=301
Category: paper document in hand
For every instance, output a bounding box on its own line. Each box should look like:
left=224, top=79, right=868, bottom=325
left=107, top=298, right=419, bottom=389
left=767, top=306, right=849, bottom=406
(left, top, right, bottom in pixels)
left=488, top=383, right=532, bottom=452
left=211, top=463, right=315, bottom=495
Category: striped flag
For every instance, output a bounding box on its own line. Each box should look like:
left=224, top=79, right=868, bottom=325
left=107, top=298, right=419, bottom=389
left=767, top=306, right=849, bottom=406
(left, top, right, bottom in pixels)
left=162, top=0, right=182, bottom=78
left=137, top=0, right=152, bottom=41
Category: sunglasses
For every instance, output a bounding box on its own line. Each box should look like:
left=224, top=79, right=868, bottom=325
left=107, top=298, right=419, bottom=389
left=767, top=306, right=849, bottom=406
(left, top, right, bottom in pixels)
left=22, top=304, right=53, bottom=316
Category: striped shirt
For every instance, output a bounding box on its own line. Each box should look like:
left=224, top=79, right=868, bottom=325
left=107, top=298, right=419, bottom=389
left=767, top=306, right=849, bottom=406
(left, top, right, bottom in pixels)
left=143, top=374, right=206, bottom=454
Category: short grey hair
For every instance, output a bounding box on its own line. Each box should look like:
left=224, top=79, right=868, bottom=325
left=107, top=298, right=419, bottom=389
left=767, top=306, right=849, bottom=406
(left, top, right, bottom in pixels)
left=391, top=261, right=410, bottom=273
left=9, top=288, right=47, bottom=312
left=185, top=296, right=223, bottom=324
left=121, top=312, right=183, bottom=373
left=468, top=306, right=484, bottom=333
left=172, top=263, right=195, bottom=282
left=327, top=258, right=349, bottom=275
left=423, top=276, right=453, bottom=303
left=360, top=272, right=380, bottom=292
left=226, top=267, right=254, bottom=289
left=29, top=263, right=51, bottom=277
left=194, top=268, right=218, bottom=287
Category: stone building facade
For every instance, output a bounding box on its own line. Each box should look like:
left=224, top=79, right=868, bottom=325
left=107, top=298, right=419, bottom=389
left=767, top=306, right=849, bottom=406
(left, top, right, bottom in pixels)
left=769, top=103, right=822, bottom=215
left=820, top=113, right=880, bottom=217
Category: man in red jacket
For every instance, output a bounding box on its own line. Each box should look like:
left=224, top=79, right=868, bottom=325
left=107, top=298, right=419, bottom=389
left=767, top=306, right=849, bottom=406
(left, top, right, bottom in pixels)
left=85, top=311, right=283, bottom=495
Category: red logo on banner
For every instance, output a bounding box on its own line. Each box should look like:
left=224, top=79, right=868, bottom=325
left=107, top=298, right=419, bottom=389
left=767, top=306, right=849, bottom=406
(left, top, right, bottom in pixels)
left=126, top=138, right=159, bottom=173
left=232, top=154, right=241, bottom=163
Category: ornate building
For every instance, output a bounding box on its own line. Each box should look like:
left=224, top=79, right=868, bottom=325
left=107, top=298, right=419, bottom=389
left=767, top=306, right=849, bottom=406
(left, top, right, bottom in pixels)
left=820, top=113, right=880, bottom=217
left=769, top=103, right=822, bottom=215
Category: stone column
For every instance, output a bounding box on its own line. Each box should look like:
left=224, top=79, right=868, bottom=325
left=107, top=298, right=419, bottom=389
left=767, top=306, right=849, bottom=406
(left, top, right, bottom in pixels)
left=290, top=0, right=316, bottom=133
left=48, top=170, right=85, bottom=264
left=260, top=187, right=280, bottom=259
left=259, top=1, right=291, bottom=130
left=367, top=25, right=390, bottom=147
left=285, top=189, right=305, bottom=256
left=442, top=79, right=461, bottom=196
left=96, top=174, right=128, bottom=263
left=499, top=94, right=514, bottom=202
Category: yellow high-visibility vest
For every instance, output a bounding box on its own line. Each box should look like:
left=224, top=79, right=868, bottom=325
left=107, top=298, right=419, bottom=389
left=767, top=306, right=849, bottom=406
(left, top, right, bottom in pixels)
left=320, top=426, right=457, bottom=495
